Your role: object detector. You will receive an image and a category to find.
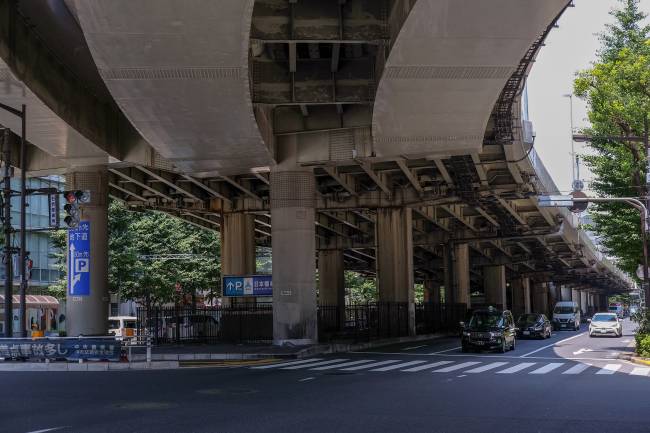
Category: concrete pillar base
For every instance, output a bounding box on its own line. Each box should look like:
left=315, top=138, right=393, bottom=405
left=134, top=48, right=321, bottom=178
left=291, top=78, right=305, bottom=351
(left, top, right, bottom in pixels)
left=484, top=265, right=506, bottom=309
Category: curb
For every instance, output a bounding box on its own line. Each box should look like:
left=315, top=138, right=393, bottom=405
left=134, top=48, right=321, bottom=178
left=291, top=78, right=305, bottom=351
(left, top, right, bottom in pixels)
left=0, top=361, right=179, bottom=371
left=628, top=356, right=650, bottom=367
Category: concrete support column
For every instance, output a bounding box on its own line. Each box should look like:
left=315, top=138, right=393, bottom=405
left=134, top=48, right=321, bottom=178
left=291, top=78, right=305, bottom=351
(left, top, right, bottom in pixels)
left=270, top=162, right=317, bottom=345
left=221, top=213, right=256, bottom=305
left=511, top=277, right=530, bottom=318
left=532, top=282, right=549, bottom=316
left=560, top=285, right=572, bottom=302
left=571, top=288, right=580, bottom=304
left=580, top=290, right=588, bottom=315
left=454, top=243, right=470, bottom=308
left=424, top=279, right=441, bottom=304
left=483, top=265, right=506, bottom=309
left=318, top=250, right=345, bottom=307
left=66, top=167, right=109, bottom=336
left=376, top=207, right=415, bottom=335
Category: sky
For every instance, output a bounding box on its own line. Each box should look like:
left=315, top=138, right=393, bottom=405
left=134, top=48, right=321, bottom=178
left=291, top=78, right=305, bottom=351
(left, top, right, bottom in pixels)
left=527, top=0, right=650, bottom=194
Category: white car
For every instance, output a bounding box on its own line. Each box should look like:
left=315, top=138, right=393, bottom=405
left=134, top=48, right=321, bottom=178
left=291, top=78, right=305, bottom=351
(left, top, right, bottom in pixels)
left=588, top=313, right=623, bottom=338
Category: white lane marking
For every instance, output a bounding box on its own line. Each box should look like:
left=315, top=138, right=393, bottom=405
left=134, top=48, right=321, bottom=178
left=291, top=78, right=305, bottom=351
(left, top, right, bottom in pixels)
left=572, top=348, right=593, bottom=355
left=311, top=360, right=375, bottom=370
left=403, top=345, right=427, bottom=351
left=428, top=346, right=461, bottom=354
left=432, top=362, right=481, bottom=373
left=609, top=352, right=619, bottom=357
left=340, top=360, right=401, bottom=371
left=298, top=377, right=315, bottom=382
left=26, top=428, right=67, bottom=433
left=497, top=362, right=536, bottom=374
left=282, top=359, right=349, bottom=370
left=562, top=363, right=590, bottom=375
left=371, top=360, right=428, bottom=371
left=630, top=367, right=650, bottom=376
left=596, top=364, right=622, bottom=375
left=251, top=358, right=323, bottom=369
left=529, top=363, right=565, bottom=374
left=401, top=361, right=453, bottom=372
left=520, top=332, right=585, bottom=358
left=622, top=339, right=631, bottom=343
left=464, top=362, right=508, bottom=373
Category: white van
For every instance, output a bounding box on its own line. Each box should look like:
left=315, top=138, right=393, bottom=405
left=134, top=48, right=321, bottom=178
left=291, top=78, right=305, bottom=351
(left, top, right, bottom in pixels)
left=552, top=301, right=581, bottom=331
left=108, top=316, right=137, bottom=339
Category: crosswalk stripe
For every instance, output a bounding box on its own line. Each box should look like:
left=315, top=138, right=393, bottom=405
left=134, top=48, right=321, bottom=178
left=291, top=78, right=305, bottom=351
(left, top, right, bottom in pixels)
left=400, top=361, right=454, bottom=372
left=562, top=364, right=590, bottom=375
left=282, top=359, right=348, bottom=370
left=529, top=363, right=564, bottom=374
left=251, top=358, right=323, bottom=369
left=432, top=362, right=481, bottom=373
left=596, top=364, right=622, bottom=375
left=496, top=362, right=536, bottom=374
left=340, top=360, right=401, bottom=371
left=311, top=360, right=375, bottom=370
left=370, top=360, right=428, bottom=371
left=630, top=367, right=650, bottom=376
left=464, top=362, right=508, bottom=373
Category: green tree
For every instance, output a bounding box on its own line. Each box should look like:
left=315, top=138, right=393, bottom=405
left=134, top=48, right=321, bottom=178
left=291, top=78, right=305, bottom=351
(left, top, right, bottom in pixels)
left=574, top=0, right=650, bottom=276
left=48, top=200, right=221, bottom=306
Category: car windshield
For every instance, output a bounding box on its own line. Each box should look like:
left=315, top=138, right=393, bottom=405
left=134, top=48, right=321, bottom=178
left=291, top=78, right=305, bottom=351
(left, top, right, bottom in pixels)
left=108, top=320, right=120, bottom=330
left=469, top=312, right=503, bottom=328
left=554, top=306, right=574, bottom=314
left=592, top=314, right=617, bottom=322
left=517, top=314, right=540, bottom=326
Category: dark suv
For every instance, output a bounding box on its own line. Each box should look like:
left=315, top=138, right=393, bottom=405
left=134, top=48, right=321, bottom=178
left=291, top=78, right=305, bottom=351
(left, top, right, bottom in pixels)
left=460, top=308, right=516, bottom=353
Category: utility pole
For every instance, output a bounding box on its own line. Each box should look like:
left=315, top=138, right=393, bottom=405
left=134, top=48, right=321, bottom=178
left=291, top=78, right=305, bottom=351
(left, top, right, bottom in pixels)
left=2, top=129, right=12, bottom=338
left=18, top=104, right=27, bottom=338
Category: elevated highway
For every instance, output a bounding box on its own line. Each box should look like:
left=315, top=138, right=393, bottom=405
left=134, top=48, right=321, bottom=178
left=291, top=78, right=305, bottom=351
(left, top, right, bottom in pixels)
left=0, top=0, right=632, bottom=341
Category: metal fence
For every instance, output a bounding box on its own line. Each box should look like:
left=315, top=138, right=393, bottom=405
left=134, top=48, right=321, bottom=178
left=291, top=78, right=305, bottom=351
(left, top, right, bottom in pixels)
left=136, top=304, right=273, bottom=344
left=138, top=302, right=468, bottom=345
left=415, top=303, right=467, bottom=335
left=318, top=302, right=411, bottom=342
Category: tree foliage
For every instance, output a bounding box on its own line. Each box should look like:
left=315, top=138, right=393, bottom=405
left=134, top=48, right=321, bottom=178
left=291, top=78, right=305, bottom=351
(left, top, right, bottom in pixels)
left=574, top=0, right=650, bottom=276
left=48, top=200, right=221, bottom=305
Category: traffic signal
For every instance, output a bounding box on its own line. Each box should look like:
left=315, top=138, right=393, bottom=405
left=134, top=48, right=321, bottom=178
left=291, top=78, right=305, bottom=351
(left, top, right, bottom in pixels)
left=62, top=190, right=90, bottom=228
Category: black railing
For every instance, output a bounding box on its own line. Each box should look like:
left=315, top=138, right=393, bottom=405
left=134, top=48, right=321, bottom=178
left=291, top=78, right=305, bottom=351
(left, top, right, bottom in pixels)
left=318, top=302, right=411, bottom=343
left=415, top=303, right=467, bottom=335
left=136, top=304, right=273, bottom=344
left=138, top=302, right=468, bottom=345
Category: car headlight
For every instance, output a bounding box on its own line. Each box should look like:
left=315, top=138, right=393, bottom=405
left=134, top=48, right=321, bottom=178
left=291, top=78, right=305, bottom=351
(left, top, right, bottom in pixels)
left=462, top=331, right=470, bottom=337
left=534, top=325, right=543, bottom=331
left=489, top=331, right=502, bottom=338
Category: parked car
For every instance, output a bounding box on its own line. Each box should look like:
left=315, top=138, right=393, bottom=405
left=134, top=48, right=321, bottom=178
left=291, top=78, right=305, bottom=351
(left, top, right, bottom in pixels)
left=552, top=301, right=581, bottom=331
left=460, top=307, right=516, bottom=353
left=588, top=313, right=623, bottom=338
left=516, top=313, right=552, bottom=339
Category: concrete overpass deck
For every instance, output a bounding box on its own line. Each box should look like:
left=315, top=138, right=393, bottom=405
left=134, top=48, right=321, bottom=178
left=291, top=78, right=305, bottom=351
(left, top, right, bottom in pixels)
left=0, top=0, right=632, bottom=341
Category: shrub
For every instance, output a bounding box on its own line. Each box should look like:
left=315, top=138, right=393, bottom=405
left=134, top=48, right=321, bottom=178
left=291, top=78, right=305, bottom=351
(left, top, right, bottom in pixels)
left=635, top=333, right=650, bottom=357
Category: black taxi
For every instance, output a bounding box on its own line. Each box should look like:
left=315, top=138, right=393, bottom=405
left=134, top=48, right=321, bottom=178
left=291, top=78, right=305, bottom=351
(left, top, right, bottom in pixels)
left=460, top=307, right=516, bottom=353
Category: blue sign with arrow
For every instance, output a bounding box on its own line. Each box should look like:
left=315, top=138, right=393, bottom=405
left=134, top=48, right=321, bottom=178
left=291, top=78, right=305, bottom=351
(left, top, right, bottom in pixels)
left=68, top=221, right=91, bottom=296
left=223, top=275, right=272, bottom=297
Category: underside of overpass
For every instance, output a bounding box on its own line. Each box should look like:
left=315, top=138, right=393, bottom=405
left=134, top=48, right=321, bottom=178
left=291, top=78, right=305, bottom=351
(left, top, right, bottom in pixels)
left=0, top=0, right=632, bottom=341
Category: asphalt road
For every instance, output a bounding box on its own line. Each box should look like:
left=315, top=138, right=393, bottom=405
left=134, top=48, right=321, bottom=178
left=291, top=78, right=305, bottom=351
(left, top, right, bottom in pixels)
left=2, top=319, right=648, bottom=433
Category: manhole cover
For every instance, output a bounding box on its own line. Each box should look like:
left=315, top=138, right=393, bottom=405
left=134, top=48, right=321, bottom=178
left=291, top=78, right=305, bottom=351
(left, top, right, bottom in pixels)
left=112, top=402, right=174, bottom=410
left=196, top=388, right=259, bottom=396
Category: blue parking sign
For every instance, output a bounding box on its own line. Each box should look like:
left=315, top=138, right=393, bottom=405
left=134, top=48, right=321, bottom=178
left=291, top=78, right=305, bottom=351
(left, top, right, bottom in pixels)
left=223, top=275, right=272, bottom=297
left=68, top=221, right=91, bottom=296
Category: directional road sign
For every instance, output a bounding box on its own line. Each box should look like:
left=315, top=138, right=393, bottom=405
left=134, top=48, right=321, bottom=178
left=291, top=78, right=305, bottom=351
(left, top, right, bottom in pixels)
left=538, top=195, right=574, bottom=207
left=223, top=275, right=272, bottom=297
left=68, top=221, right=91, bottom=296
